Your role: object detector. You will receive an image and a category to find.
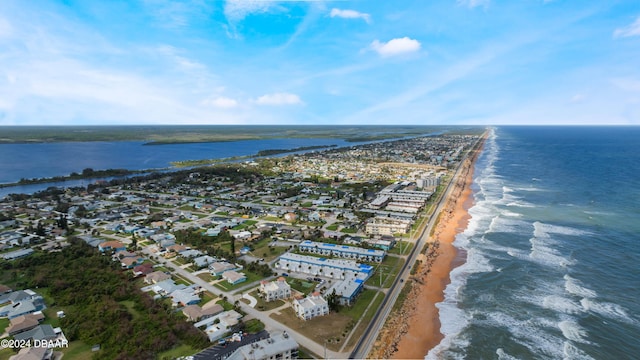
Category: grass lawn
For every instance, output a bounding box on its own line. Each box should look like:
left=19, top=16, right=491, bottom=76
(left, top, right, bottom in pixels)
left=250, top=290, right=287, bottom=311
left=326, top=223, right=339, bottom=231
left=172, top=256, right=188, bottom=265
left=197, top=273, right=216, bottom=282
left=59, top=340, right=95, bottom=360
left=214, top=271, right=264, bottom=292
left=200, top=291, right=216, bottom=305
left=300, top=201, right=313, bottom=208
left=270, top=308, right=352, bottom=352
left=261, top=216, right=281, bottom=221
left=157, top=344, right=199, bottom=360
left=388, top=241, right=414, bottom=256
left=341, top=227, right=358, bottom=234
left=0, top=347, right=16, bottom=359
left=0, top=317, right=9, bottom=333
left=345, top=290, right=384, bottom=350
left=119, top=300, right=142, bottom=321
left=286, top=278, right=317, bottom=295
left=173, top=274, right=193, bottom=286
left=365, top=256, right=405, bottom=288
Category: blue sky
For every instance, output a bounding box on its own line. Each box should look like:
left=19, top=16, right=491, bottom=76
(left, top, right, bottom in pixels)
left=0, top=0, right=639, bottom=126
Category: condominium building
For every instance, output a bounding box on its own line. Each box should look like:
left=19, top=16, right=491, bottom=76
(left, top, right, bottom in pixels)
left=365, top=217, right=412, bottom=236
left=275, top=253, right=373, bottom=281
left=259, top=277, right=292, bottom=302
left=298, top=240, right=385, bottom=263
left=227, top=331, right=299, bottom=360
left=292, top=292, right=329, bottom=320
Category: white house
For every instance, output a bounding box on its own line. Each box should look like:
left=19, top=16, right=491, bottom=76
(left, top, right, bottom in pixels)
left=292, top=292, right=329, bottom=320
left=259, top=277, right=291, bottom=302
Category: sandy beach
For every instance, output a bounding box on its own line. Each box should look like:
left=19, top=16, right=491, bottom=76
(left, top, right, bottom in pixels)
left=391, top=146, right=480, bottom=359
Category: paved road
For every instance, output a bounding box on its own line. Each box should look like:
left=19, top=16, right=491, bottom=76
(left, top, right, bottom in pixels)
left=138, top=246, right=349, bottom=359
left=350, top=137, right=483, bottom=359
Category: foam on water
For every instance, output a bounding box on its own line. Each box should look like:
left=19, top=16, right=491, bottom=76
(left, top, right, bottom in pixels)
left=563, top=341, right=595, bottom=360
left=559, top=320, right=590, bottom=344
left=542, top=295, right=584, bottom=315
left=486, top=215, right=530, bottom=234
left=496, top=348, right=520, bottom=360
left=483, top=311, right=566, bottom=359
left=533, top=221, right=591, bottom=238
left=580, top=298, right=636, bottom=324
left=564, top=275, right=597, bottom=298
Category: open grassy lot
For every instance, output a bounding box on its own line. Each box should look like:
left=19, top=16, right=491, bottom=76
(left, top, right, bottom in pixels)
left=250, top=290, right=287, bottom=311
left=59, top=340, right=94, bottom=359
left=365, top=256, right=405, bottom=288
left=271, top=308, right=352, bottom=352
left=214, top=271, right=263, bottom=292
left=388, top=241, right=414, bottom=256
left=0, top=317, right=9, bottom=333
left=157, top=344, right=198, bottom=360
left=270, top=288, right=381, bottom=353
left=197, top=273, right=216, bottom=282
left=344, top=290, right=384, bottom=350
left=285, top=278, right=317, bottom=295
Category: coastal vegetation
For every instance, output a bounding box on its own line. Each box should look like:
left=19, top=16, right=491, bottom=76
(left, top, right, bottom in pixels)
left=0, top=168, right=147, bottom=188
left=0, top=125, right=454, bottom=144
left=0, top=239, right=209, bottom=359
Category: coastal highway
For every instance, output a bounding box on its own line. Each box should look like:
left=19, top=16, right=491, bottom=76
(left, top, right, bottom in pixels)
left=350, top=136, right=484, bottom=359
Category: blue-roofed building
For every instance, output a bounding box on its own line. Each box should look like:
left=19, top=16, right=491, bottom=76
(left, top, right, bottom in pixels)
left=298, top=240, right=385, bottom=262
left=326, top=278, right=365, bottom=306
left=275, top=253, right=373, bottom=281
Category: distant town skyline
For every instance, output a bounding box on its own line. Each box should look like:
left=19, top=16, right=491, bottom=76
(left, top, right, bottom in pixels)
left=0, top=0, right=639, bottom=126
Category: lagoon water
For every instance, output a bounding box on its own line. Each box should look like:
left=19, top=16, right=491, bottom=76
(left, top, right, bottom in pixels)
left=0, top=137, right=353, bottom=186
left=428, top=127, right=640, bottom=359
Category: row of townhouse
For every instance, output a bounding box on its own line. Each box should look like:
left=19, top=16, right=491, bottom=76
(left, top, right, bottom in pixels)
left=297, top=240, right=386, bottom=263
left=275, top=253, right=374, bottom=281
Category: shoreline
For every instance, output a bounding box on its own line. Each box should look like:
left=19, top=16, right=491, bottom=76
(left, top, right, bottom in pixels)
left=391, top=139, right=483, bottom=359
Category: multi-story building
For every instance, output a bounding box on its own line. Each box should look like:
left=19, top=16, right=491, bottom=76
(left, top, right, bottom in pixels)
left=365, top=217, right=412, bottom=236
left=297, top=240, right=385, bottom=263
left=275, top=253, right=373, bottom=281
left=227, top=331, right=299, bottom=360
left=292, top=292, right=329, bottom=320
left=259, top=277, right=292, bottom=302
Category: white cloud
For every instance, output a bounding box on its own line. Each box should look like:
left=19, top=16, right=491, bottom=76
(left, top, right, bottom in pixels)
left=330, top=8, right=371, bottom=23
left=224, top=0, right=283, bottom=22
left=202, top=96, right=238, bottom=108
left=457, top=0, right=490, bottom=8
left=370, top=37, right=421, bottom=57
left=570, top=94, right=585, bottom=103
left=613, top=16, right=640, bottom=38
left=255, top=92, right=302, bottom=105
left=0, top=17, right=12, bottom=39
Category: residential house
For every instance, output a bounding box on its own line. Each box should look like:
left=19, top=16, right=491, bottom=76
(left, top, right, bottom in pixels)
left=6, top=313, right=45, bottom=336
left=13, top=324, right=57, bottom=342
left=222, top=270, right=247, bottom=285
left=292, top=292, right=329, bottom=320
left=132, top=263, right=154, bottom=277
left=209, top=262, right=239, bottom=277
left=182, top=303, right=223, bottom=322
left=259, top=278, right=291, bottom=302
left=226, top=331, right=298, bottom=360
left=144, top=271, right=171, bottom=285
left=98, top=241, right=126, bottom=253
left=8, top=347, right=53, bottom=360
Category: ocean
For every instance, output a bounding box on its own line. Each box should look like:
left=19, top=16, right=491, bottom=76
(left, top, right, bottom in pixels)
left=428, top=126, right=640, bottom=359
